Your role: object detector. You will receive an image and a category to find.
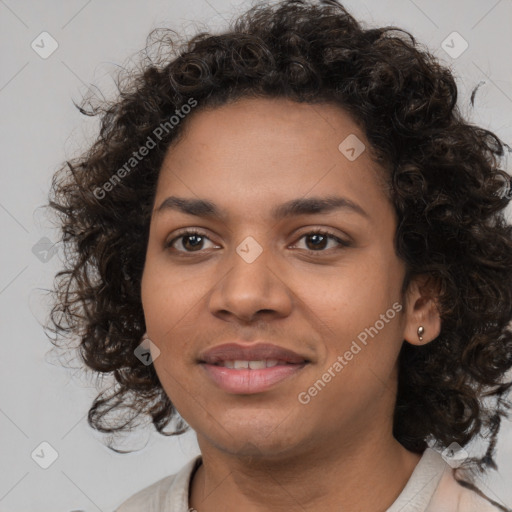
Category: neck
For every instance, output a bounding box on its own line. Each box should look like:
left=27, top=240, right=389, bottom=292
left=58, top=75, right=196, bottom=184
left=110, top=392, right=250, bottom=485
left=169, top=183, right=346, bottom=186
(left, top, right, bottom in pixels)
left=189, top=433, right=422, bottom=512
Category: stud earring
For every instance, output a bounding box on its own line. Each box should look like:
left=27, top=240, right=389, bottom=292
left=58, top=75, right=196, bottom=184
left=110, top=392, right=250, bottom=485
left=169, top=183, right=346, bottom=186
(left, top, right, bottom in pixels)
left=417, top=326, right=425, bottom=342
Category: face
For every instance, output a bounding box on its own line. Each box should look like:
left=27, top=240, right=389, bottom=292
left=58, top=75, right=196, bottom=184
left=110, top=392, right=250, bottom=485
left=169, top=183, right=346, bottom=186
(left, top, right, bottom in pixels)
left=141, top=97, right=414, bottom=459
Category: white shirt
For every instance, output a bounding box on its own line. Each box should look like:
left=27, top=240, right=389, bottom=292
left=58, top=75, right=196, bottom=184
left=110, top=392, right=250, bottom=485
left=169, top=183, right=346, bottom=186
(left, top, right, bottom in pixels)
left=114, top=448, right=503, bottom=511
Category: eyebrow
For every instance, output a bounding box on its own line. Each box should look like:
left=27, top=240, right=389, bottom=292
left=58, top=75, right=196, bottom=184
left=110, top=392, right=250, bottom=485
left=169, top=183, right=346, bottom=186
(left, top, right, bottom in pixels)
left=154, top=195, right=369, bottom=221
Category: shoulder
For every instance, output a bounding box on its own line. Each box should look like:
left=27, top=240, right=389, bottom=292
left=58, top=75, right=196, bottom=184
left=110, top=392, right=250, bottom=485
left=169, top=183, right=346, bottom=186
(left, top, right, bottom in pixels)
left=427, top=462, right=505, bottom=512
left=113, top=455, right=202, bottom=512
left=388, top=447, right=506, bottom=512
left=114, top=473, right=178, bottom=512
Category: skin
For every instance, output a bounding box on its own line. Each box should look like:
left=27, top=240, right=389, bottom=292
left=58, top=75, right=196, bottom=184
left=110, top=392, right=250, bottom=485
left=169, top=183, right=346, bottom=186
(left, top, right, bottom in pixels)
left=140, top=97, right=441, bottom=512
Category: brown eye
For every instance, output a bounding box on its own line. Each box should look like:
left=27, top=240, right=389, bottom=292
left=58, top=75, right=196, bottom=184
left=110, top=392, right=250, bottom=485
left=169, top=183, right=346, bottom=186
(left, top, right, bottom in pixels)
left=165, top=230, right=217, bottom=252
left=164, top=228, right=350, bottom=255
left=304, top=233, right=329, bottom=250
left=293, top=230, right=351, bottom=252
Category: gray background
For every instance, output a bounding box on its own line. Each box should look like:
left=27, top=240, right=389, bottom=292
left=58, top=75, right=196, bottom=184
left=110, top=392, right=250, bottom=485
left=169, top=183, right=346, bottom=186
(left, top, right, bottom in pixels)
left=1, top=0, right=511, bottom=510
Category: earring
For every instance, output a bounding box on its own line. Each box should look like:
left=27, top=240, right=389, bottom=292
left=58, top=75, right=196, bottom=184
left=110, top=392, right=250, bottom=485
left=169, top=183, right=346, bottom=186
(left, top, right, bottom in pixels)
left=417, top=326, right=425, bottom=342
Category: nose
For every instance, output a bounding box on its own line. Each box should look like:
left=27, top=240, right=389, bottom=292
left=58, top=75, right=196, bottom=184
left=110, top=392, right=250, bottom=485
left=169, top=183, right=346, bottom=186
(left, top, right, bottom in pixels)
left=208, top=244, right=293, bottom=323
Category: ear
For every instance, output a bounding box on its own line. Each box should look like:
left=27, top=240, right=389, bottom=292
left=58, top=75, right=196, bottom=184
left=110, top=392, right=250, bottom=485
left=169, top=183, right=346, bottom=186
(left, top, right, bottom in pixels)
left=403, top=274, right=442, bottom=346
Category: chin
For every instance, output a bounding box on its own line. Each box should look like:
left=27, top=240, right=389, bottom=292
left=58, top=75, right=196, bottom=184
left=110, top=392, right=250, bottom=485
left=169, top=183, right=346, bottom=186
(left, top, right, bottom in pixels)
left=198, top=416, right=306, bottom=458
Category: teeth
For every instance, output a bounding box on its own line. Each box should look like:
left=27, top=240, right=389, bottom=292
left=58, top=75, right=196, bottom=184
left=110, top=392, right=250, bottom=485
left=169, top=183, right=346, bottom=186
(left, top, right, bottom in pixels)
left=248, top=360, right=266, bottom=369
left=219, top=359, right=283, bottom=369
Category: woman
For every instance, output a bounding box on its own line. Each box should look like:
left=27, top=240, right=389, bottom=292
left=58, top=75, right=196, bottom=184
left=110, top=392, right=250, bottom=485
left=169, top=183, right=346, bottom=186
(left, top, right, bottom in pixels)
left=46, top=1, right=512, bottom=510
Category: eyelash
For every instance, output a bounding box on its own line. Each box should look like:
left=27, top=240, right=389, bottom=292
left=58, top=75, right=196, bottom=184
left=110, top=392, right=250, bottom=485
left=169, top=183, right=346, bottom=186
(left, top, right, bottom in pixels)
left=165, top=228, right=351, bottom=255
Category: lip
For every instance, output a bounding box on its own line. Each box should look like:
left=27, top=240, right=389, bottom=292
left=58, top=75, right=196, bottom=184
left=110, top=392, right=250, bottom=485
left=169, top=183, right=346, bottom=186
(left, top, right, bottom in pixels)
left=198, top=343, right=310, bottom=394
left=198, top=342, right=309, bottom=365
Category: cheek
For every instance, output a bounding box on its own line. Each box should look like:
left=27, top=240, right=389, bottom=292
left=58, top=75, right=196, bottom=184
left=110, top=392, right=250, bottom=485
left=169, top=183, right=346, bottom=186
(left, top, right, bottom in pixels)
left=141, top=256, right=203, bottom=325
left=300, top=258, right=395, bottom=325
left=141, top=267, right=192, bottom=379
left=305, top=262, right=404, bottom=370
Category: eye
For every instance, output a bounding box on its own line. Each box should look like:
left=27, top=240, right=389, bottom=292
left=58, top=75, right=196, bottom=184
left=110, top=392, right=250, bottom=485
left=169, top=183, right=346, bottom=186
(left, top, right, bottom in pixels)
left=291, top=229, right=351, bottom=252
left=165, top=230, right=218, bottom=253
left=165, top=228, right=350, bottom=254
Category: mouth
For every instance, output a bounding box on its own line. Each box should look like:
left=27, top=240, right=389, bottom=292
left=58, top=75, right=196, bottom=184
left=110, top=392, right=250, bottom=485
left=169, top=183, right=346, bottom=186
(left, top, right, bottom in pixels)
left=198, top=343, right=311, bottom=394
left=208, top=359, right=300, bottom=369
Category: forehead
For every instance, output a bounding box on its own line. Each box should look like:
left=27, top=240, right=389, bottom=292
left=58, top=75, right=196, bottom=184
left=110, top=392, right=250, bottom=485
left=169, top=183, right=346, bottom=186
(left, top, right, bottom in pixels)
left=154, top=97, right=390, bottom=222
left=168, top=97, right=366, bottom=156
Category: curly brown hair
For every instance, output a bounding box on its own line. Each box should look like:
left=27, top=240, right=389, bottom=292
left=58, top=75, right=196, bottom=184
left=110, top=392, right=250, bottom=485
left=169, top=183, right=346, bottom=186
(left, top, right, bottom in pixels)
left=45, top=0, right=512, bottom=505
